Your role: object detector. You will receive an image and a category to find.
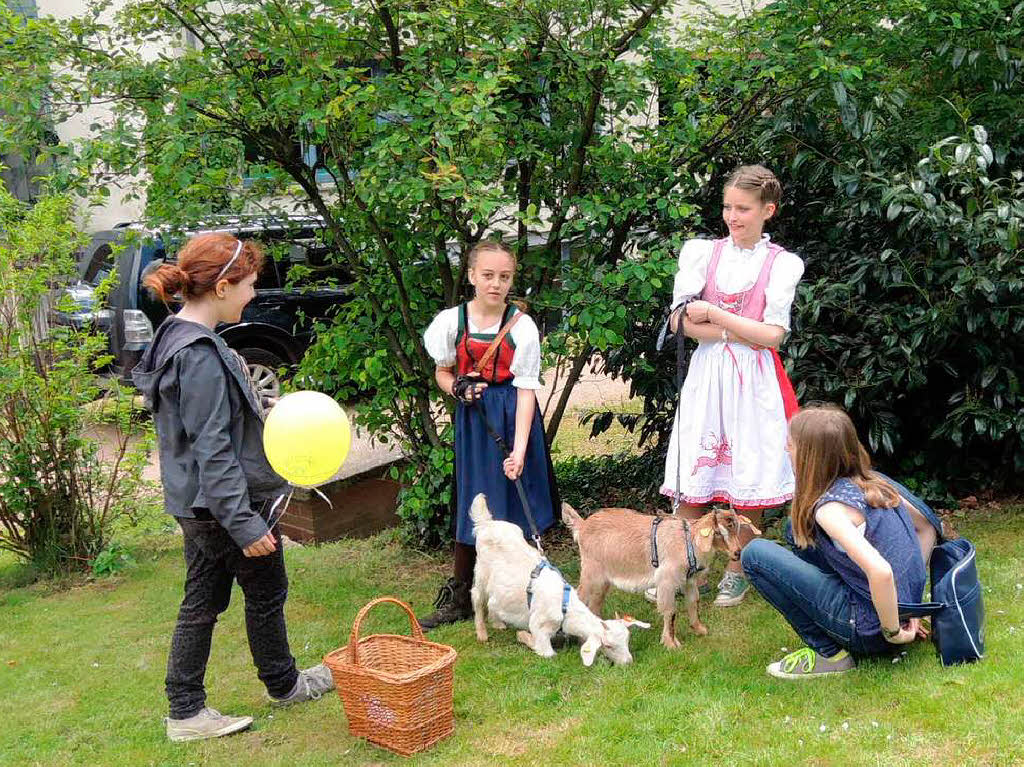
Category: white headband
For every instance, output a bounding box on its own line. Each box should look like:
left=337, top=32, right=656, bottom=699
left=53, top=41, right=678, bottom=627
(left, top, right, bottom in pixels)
left=215, top=240, right=244, bottom=282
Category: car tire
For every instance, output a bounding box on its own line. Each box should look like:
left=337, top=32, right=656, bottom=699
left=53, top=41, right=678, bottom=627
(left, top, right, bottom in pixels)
left=237, top=347, right=286, bottom=402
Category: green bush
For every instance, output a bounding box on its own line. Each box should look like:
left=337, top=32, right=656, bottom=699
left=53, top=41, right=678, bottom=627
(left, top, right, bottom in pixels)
left=0, top=186, right=152, bottom=576
left=554, top=452, right=665, bottom=513
left=787, top=128, right=1024, bottom=491
left=90, top=541, right=136, bottom=578
left=592, top=0, right=1024, bottom=502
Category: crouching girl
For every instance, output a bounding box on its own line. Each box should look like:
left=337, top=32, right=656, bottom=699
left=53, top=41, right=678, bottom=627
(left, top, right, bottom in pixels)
left=741, top=404, right=928, bottom=678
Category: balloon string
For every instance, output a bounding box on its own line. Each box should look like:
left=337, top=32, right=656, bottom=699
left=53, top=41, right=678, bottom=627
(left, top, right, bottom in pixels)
left=311, top=485, right=334, bottom=509
left=266, top=488, right=294, bottom=530
left=264, top=484, right=333, bottom=531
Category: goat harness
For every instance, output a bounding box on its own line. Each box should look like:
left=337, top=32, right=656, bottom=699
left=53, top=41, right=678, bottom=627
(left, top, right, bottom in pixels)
left=650, top=515, right=703, bottom=579
left=526, top=559, right=572, bottom=625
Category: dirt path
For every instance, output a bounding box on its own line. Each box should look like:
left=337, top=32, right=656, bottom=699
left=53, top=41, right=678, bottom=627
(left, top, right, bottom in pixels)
left=537, top=357, right=634, bottom=418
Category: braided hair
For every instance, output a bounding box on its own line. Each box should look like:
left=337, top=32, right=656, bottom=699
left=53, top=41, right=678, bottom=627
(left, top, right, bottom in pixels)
left=724, top=164, right=783, bottom=209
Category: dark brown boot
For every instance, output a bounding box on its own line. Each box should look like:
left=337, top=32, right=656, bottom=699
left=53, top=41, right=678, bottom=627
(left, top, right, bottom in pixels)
left=417, top=577, right=472, bottom=631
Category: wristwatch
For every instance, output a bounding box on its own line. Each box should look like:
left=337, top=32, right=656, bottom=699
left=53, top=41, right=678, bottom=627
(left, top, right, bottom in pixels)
left=882, top=625, right=901, bottom=640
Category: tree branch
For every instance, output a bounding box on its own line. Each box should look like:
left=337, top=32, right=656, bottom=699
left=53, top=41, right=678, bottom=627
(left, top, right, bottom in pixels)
left=545, top=344, right=595, bottom=443
left=373, top=1, right=405, bottom=72
left=282, top=159, right=442, bottom=449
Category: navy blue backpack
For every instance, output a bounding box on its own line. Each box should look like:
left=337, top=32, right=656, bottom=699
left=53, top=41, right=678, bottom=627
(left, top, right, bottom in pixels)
left=883, top=476, right=985, bottom=666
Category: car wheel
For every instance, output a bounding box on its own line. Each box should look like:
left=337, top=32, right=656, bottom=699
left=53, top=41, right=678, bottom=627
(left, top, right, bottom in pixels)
left=238, top=347, right=285, bottom=401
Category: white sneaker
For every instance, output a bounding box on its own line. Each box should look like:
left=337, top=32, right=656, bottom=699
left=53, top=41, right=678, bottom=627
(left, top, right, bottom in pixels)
left=270, top=664, right=336, bottom=707
left=644, top=581, right=712, bottom=603
left=165, top=707, right=253, bottom=742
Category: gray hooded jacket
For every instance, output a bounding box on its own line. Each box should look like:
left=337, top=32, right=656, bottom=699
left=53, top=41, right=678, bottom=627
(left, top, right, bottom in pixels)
left=132, top=317, right=287, bottom=548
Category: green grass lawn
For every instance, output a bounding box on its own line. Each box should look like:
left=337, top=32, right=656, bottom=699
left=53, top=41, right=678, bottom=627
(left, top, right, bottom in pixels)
left=549, top=400, right=646, bottom=459
left=2, top=498, right=1022, bottom=766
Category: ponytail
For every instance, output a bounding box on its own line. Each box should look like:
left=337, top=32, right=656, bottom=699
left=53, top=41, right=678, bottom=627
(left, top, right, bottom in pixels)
left=144, top=263, right=190, bottom=303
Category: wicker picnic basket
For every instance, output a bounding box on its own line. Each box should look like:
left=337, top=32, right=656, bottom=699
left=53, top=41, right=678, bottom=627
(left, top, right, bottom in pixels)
left=324, top=596, right=457, bottom=756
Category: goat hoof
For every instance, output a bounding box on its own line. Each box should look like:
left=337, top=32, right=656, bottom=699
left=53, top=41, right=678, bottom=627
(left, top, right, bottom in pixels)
left=476, top=629, right=489, bottom=642
left=661, top=636, right=681, bottom=650
left=692, top=623, right=709, bottom=636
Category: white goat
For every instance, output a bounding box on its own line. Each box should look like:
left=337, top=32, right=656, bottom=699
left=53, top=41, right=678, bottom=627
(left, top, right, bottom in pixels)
left=469, top=493, right=649, bottom=665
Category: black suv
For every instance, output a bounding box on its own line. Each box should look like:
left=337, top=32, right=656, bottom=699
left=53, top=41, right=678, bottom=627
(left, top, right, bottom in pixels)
left=68, top=217, right=350, bottom=398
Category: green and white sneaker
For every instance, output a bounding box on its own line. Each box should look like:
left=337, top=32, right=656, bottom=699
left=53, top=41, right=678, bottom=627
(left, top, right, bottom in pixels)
left=713, top=571, right=750, bottom=606
left=767, top=647, right=855, bottom=679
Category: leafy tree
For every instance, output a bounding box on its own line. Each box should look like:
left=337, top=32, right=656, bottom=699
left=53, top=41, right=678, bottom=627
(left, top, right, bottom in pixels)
left=0, top=0, right=723, bottom=541
left=2, top=0, right=1020, bottom=538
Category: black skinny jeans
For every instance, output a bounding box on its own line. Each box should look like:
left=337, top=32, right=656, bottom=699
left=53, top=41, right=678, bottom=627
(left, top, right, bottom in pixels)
left=166, top=508, right=298, bottom=719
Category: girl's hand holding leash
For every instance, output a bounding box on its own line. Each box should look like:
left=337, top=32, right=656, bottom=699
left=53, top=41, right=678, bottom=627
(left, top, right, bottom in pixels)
left=885, top=618, right=923, bottom=645
left=243, top=532, right=277, bottom=558
left=685, top=300, right=715, bottom=324
left=503, top=451, right=525, bottom=480
left=452, top=372, right=488, bottom=403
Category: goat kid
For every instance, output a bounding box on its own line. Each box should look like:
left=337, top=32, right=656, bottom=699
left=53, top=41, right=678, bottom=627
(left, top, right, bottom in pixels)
left=470, top=493, right=649, bottom=665
left=561, top=503, right=760, bottom=649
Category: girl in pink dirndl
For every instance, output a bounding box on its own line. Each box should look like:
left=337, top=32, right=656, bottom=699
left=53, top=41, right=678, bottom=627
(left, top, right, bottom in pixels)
left=662, top=164, right=804, bottom=606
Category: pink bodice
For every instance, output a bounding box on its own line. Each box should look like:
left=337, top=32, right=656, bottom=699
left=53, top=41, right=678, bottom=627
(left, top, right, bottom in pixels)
left=701, top=238, right=783, bottom=322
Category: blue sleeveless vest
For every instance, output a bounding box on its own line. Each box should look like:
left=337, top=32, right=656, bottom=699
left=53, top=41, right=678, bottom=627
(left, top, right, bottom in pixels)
left=812, top=478, right=926, bottom=635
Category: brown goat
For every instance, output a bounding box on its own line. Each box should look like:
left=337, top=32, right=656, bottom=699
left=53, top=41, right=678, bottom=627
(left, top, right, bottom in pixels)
left=561, top=503, right=760, bottom=649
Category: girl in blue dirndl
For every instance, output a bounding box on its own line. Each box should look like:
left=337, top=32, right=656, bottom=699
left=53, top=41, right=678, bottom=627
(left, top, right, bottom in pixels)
left=417, top=240, right=558, bottom=630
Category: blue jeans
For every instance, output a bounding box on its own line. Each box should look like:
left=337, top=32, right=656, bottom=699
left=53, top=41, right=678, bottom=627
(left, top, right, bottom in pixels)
left=741, top=536, right=892, bottom=658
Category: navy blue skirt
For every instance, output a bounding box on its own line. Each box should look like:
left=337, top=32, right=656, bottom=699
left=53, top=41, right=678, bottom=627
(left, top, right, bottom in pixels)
left=454, top=382, right=558, bottom=545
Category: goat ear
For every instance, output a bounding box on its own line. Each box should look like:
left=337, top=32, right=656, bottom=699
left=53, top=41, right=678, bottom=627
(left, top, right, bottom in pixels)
left=580, top=636, right=600, bottom=667
left=623, top=616, right=651, bottom=630
left=738, top=514, right=762, bottom=536
left=694, top=519, right=715, bottom=555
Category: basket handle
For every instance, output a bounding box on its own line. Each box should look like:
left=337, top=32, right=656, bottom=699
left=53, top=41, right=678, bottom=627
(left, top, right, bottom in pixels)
left=348, top=596, right=425, bottom=666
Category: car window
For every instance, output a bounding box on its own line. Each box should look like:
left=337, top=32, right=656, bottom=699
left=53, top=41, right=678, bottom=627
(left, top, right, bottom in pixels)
left=283, top=241, right=353, bottom=288
left=256, top=257, right=281, bottom=290
left=83, top=244, right=114, bottom=286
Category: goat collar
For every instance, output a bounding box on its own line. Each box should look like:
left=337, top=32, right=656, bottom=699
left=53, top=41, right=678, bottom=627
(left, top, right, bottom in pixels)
left=650, top=515, right=704, bottom=579
left=527, top=559, right=572, bottom=620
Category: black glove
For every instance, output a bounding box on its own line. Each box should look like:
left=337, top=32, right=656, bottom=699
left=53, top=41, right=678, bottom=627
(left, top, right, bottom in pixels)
left=452, top=375, right=482, bottom=404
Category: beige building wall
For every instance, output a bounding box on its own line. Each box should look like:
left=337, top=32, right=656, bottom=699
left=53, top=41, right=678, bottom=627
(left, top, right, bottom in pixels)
left=37, top=0, right=179, bottom=229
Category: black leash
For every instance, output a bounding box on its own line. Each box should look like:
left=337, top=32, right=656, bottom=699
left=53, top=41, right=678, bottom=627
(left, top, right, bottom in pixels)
left=655, top=298, right=694, bottom=392
left=656, top=300, right=693, bottom=515
left=474, top=392, right=545, bottom=554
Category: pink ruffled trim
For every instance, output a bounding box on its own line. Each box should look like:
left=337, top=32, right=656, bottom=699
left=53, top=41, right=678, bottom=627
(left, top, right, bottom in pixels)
left=659, top=486, right=792, bottom=509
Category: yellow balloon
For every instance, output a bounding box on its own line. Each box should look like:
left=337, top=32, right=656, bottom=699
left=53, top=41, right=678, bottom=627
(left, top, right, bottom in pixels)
left=263, top=391, right=351, bottom=487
